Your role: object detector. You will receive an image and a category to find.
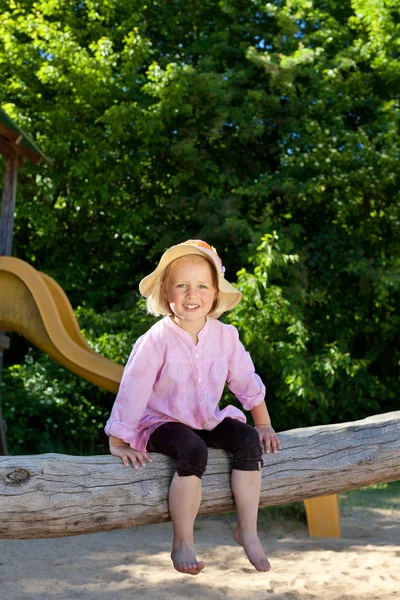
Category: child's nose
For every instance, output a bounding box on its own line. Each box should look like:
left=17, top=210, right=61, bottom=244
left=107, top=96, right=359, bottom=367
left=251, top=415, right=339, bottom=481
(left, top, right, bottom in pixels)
left=186, top=285, right=197, bottom=296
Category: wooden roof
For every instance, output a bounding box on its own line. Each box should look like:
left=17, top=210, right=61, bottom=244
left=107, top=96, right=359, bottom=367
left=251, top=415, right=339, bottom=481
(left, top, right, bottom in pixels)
left=0, top=108, right=52, bottom=166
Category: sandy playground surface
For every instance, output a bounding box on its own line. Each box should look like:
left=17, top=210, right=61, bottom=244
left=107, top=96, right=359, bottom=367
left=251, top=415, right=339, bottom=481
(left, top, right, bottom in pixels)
left=0, top=499, right=398, bottom=600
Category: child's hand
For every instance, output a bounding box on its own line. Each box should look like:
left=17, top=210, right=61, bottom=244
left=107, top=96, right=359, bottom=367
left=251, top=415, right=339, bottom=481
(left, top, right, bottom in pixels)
left=109, top=437, right=152, bottom=469
left=254, top=425, right=281, bottom=455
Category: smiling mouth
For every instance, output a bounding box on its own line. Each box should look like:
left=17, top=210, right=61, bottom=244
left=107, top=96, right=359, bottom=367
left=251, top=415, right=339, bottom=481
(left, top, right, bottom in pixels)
left=184, top=304, right=200, bottom=311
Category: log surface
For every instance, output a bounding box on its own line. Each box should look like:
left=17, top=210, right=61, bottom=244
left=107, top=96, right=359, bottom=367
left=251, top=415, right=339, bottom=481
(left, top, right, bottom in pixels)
left=0, top=411, right=399, bottom=539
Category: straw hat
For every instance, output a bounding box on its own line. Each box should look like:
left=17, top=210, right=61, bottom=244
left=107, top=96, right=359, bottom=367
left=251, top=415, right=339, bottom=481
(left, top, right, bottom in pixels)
left=139, top=240, right=242, bottom=312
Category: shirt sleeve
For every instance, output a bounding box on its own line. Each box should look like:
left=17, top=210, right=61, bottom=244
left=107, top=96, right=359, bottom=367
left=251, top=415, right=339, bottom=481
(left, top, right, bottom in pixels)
left=226, top=325, right=265, bottom=410
left=104, top=333, right=160, bottom=446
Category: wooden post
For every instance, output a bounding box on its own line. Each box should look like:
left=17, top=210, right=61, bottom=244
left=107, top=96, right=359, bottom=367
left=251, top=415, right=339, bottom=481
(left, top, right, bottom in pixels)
left=0, top=154, right=18, bottom=453
left=0, top=121, right=48, bottom=457
left=0, top=155, right=18, bottom=256
left=0, top=334, right=10, bottom=456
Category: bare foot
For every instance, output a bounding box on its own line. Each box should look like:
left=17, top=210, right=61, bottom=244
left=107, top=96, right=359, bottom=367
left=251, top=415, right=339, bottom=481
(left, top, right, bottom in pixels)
left=171, top=542, right=205, bottom=576
left=233, top=528, right=271, bottom=572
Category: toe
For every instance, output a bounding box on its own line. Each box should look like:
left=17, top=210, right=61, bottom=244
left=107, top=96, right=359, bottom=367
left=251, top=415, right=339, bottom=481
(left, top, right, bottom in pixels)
left=184, top=563, right=198, bottom=575
left=187, top=565, right=201, bottom=576
left=173, top=561, right=186, bottom=573
left=253, top=560, right=262, bottom=571
left=262, top=559, right=270, bottom=572
left=254, top=558, right=270, bottom=572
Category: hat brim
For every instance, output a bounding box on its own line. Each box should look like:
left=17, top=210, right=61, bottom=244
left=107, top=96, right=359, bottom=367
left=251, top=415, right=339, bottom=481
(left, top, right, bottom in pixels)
left=139, top=244, right=242, bottom=312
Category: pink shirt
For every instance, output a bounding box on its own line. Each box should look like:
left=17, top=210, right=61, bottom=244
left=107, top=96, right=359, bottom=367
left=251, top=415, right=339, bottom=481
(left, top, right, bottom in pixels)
left=104, top=316, right=265, bottom=451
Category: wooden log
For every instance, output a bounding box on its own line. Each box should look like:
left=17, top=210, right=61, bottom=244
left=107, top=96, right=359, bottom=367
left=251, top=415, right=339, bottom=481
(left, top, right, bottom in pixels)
left=0, top=411, right=399, bottom=540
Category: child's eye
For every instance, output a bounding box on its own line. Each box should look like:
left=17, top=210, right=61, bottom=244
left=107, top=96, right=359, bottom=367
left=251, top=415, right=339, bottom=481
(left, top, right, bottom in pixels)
left=199, top=285, right=208, bottom=289
left=176, top=283, right=186, bottom=288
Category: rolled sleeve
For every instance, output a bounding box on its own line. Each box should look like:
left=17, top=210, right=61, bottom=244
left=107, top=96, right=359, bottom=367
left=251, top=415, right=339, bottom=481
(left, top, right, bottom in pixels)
left=226, top=325, right=266, bottom=411
left=104, top=334, right=160, bottom=446
left=104, top=420, right=138, bottom=445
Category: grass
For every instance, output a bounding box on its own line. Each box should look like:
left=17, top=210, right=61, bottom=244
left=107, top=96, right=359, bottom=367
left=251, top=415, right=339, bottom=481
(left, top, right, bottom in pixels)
left=339, top=480, right=400, bottom=512
left=257, top=501, right=307, bottom=533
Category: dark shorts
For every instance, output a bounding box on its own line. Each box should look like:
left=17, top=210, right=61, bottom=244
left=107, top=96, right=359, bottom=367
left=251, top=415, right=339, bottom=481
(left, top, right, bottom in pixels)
left=147, top=417, right=263, bottom=479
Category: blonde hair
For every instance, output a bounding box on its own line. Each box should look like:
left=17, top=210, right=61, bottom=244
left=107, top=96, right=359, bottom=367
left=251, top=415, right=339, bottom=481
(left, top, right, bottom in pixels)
left=146, top=255, right=229, bottom=319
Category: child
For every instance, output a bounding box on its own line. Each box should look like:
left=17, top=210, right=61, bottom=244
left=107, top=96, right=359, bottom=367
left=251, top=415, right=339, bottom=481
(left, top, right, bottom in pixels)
left=105, top=240, right=281, bottom=576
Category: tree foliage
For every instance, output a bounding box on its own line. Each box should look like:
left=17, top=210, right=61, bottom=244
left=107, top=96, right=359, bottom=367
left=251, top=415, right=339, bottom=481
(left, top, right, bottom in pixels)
left=1, top=0, right=399, bottom=452
left=224, top=234, right=385, bottom=432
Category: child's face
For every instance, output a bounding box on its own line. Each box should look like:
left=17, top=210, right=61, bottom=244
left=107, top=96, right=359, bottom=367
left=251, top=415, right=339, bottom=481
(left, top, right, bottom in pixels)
left=165, top=256, right=218, bottom=330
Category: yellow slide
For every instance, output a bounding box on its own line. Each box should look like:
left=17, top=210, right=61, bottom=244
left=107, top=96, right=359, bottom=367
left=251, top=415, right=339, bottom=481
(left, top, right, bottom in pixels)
left=0, top=256, right=123, bottom=393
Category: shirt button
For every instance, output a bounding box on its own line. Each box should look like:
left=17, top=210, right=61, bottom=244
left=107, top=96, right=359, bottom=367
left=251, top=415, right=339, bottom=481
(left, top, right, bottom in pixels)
left=197, top=377, right=202, bottom=382
left=203, top=422, right=208, bottom=428
left=199, top=401, right=203, bottom=406
left=195, top=354, right=200, bottom=358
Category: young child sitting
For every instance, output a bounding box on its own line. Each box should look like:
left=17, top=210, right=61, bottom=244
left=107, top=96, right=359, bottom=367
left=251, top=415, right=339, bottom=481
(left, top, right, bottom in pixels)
left=105, top=240, right=281, bottom=575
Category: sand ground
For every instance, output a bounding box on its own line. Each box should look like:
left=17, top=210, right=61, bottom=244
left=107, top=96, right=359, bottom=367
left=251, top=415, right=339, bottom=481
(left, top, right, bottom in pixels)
left=0, top=500, right=398, bottom=600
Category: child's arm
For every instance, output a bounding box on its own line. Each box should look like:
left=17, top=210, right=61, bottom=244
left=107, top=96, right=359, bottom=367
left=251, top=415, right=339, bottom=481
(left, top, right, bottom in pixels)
left=105, top=334, right=160, bottom=457
left=250, top=401, right=281, bottom=455
left=225, top=325, right=281, bottom=454
left=109, top=435, right=152, bottom=470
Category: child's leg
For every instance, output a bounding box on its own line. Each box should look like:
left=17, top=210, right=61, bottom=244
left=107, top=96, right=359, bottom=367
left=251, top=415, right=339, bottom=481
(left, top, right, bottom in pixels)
left=147, top=423, right=208, bottom=575
left=169, top=472, right=204, bottom=575
left=198, top=418, right=269, bottom=571
left=231, top=469, right=270, bottom=572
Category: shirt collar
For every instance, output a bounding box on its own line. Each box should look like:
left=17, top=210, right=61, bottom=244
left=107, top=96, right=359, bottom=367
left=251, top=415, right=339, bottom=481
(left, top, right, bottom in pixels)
left=164, top=315, right=210, bottom=344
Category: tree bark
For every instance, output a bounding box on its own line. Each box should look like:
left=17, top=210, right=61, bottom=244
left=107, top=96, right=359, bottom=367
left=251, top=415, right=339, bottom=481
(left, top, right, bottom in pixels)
left=0, top=411, right=399, bottom=539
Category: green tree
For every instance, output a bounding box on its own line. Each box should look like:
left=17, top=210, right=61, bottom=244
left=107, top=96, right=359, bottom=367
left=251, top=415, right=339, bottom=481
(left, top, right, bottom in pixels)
left=1, top=0, right=399, bottom=452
